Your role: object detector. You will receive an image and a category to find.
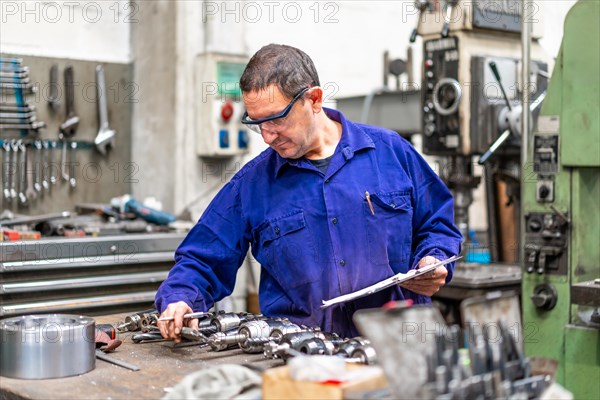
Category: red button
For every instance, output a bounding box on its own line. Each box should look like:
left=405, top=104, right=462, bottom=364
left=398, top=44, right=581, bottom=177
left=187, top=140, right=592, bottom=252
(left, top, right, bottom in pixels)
left=221, top=101, right=234, bottom=122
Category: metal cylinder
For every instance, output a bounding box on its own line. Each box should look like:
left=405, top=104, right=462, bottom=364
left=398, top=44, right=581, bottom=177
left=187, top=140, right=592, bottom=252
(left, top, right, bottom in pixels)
left=0, top=314, right=96, bottom=379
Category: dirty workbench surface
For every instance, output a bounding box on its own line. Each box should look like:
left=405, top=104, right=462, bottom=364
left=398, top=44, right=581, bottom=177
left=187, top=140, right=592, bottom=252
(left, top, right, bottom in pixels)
left=0, top=314, right=284, bottom=399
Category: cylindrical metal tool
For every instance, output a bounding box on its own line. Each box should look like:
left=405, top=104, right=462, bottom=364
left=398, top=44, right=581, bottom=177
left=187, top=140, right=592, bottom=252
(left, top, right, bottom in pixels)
left=0, top=314, right=96, bottom=379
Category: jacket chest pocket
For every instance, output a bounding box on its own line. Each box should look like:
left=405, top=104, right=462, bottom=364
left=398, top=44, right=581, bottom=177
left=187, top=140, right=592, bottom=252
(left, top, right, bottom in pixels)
left=252, top=210, right=319, bottom=289
left=365, top=191, right=413, bottom=268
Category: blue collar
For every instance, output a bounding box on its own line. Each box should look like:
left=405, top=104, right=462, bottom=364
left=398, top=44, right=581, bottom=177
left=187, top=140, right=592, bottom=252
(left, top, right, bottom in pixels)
left=273, top=108, right=375, bottom=177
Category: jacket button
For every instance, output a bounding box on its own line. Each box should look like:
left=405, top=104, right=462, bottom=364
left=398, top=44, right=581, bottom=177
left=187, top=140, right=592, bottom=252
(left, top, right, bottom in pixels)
left=275, top=227, right=280, bottom=234
left=332, top=218, right=338, bottom=224
left=339, top=260, right=345, bottom=266
left=325, top=179, right=330, bottom=183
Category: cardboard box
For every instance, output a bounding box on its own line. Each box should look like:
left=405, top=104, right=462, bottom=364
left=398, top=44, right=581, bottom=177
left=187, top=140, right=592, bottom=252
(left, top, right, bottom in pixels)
left=262, top=364, right=389, bottom=400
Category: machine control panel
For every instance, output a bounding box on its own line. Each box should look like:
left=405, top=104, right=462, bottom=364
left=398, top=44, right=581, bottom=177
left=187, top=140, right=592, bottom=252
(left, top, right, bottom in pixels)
left=524, top=212, right=569, bottom=275
left=422, top=36, right=461, bottom=155
left=195, top=53, right=249, bottom=157
left=533, top=133, right=559, bottom=202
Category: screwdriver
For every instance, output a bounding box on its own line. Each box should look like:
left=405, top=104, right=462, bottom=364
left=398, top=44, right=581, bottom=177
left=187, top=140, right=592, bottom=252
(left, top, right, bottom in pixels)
left=157, top=311, right=208, bottom=321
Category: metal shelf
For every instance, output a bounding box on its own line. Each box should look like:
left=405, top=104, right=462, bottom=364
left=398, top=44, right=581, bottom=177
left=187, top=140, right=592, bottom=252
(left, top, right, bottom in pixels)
left=0, top=232, right=185, bottom=317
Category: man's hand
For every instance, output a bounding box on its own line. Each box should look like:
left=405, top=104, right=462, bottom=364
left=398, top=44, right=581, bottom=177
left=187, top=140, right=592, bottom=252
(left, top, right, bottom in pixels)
left=400, top=256, right=448, bottom=296
left=157, top=301, right=199, bottom=343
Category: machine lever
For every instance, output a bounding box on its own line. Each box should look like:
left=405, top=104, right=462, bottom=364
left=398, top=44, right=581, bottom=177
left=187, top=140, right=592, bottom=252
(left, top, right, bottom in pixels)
left=549, top=205, right=570, bottom=225
left=489, top=61, right=512, bottom=111
left=410, top=0, right=430, bottom=43
left=478, top=129, right=510, bottom=164
left=441, top=0, right=458, bottom=38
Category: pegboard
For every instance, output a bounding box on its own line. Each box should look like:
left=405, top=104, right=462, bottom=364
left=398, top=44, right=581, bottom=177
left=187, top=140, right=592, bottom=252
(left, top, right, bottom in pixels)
left=1, top=54, right=133, bottom=215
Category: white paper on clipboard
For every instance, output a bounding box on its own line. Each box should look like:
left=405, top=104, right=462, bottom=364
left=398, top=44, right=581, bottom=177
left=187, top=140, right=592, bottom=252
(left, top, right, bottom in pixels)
left=320, top=255, right=462, bottom=309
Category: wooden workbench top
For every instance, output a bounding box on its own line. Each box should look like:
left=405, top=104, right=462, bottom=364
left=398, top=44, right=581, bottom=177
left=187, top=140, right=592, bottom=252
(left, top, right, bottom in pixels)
left=0, top=314, right=284, bottom=399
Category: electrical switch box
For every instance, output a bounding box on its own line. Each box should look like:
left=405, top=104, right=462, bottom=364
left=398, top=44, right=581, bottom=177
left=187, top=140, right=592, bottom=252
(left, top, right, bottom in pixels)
left=195, top=53, right=249, bottom=157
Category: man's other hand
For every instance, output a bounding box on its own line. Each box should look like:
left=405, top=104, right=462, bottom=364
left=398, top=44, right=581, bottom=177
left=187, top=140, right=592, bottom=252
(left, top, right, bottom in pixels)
left=157, top=301, right=199, bottom=343
left=400, top=256, right=448, bottom=296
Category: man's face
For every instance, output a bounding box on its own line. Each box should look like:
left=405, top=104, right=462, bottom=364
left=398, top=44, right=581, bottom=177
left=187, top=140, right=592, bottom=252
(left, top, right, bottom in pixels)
left=242, top=85, right=318, bottom=159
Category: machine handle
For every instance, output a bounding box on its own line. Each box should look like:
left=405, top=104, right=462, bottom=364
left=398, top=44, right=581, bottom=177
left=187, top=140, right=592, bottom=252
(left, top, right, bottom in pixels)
left=410, top=28, right=418, bottom=43
left=410, top=1, right=430, bottom=43
left=489, top=61, right=513, bottom=111
left=441, top=23, right=450, bottom=38
left=441, top=0, right=457, bottom=38
left=478, top=129, right=511, bottom=164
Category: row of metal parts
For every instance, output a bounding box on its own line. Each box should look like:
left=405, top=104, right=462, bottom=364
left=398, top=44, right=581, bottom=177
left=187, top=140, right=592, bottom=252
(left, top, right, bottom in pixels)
left=1, top=138, right=90, bottom=207
left=421, top=322, right=550, bottom=400
left=115, top=309, right=377, bottom=365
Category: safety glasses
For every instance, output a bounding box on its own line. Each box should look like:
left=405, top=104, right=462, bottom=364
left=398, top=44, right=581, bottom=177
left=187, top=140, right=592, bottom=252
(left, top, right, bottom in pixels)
left=241, top=87, right=310, bottom=134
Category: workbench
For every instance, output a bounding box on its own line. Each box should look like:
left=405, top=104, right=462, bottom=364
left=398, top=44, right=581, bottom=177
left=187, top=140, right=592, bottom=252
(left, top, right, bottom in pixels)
left=0, top=313, right=283, bottom=399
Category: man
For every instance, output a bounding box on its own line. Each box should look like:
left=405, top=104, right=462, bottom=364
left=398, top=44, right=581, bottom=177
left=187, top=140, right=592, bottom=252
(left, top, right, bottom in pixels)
left=156, top=44, right=462, bottom=341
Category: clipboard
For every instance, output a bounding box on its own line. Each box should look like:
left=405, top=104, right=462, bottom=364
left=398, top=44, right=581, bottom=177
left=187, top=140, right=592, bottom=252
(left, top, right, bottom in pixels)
left=321, top=255, right=462, bottom=309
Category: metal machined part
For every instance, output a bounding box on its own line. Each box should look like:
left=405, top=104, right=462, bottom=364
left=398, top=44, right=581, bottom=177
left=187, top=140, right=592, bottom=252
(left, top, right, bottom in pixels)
left=0, top=314, right=95, bottom=379
left=297, top=337, right=337, bottom=356
left=211, top=313, right=242, bottom=332
left=207, top=331, right=242, bottom=351
left=264, top=331, right=324, bottom=360
left=207, top=320, right=272, bottom=352
left=238, top=319, right=288, bottom=353
left=117, top=309, right=158, bottom=333
left=335, top=337, right=370, bottom=358
left=269, top=323, right=305, bottom=341
left=240, top=337, right=271, bottom=354
left=117, top=314, right=142, bottom=332
left=347, top=344, right=378, bottom=365
left=181, top=327, right=210, bottom=343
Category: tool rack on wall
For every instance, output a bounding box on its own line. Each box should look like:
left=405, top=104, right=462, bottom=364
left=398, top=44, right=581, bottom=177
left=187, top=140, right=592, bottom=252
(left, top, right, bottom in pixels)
left=1, top=55, right=134, bottom=214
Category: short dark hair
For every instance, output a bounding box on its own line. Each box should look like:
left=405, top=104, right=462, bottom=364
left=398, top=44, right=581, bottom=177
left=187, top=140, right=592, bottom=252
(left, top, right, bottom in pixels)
left=240, top=44, right=320, bottom=100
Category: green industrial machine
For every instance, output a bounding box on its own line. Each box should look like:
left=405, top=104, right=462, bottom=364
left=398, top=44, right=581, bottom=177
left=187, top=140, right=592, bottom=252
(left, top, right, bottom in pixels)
left=521, top=1, right=600, bottom=398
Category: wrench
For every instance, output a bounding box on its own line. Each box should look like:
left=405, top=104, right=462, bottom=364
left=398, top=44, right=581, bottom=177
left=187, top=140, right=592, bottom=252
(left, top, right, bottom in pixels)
left=0, top=111, right=36, bottom=119
left=59, top=66, right=79, bottom=181
left=0, top=121, right=45, bottom=131
left=41, top=140, right=50, bottom=190
left=0, top=116, right=38, bottom=124
left=59, top=133, right=69, bottom=182
left=24, top=143, right=37, bottom=201
left=33, top=140, right=42, bottom=192
left=2, top=141, right=11, bottom=201
left=9, top=140, right=18, bottom=200
left=49, top=140, right=58, bottom=185
left=94, top=65, right=115, bottom=155
left=69, top=141, right=77, bottom=188
left=0, top=104, right=35, bottom=113
left=48, top=64, right=60, bottom=113
left=17, top=140, right=28, bottom=206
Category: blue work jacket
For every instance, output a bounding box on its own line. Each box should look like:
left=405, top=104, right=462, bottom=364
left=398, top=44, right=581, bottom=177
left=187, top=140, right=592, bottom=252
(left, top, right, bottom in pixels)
left=155, top=108, right=462, bottom=338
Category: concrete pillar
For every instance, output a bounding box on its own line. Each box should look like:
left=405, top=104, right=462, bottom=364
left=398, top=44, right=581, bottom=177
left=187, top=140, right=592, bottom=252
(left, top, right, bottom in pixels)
left=130, top=1, right=177, bottom=212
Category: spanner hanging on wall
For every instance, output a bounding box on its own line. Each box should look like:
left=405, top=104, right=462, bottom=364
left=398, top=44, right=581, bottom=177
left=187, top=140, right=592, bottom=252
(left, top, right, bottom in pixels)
left=94, top=65, right=115, bottom=155
left=59, top=66, right=79, bottom=188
